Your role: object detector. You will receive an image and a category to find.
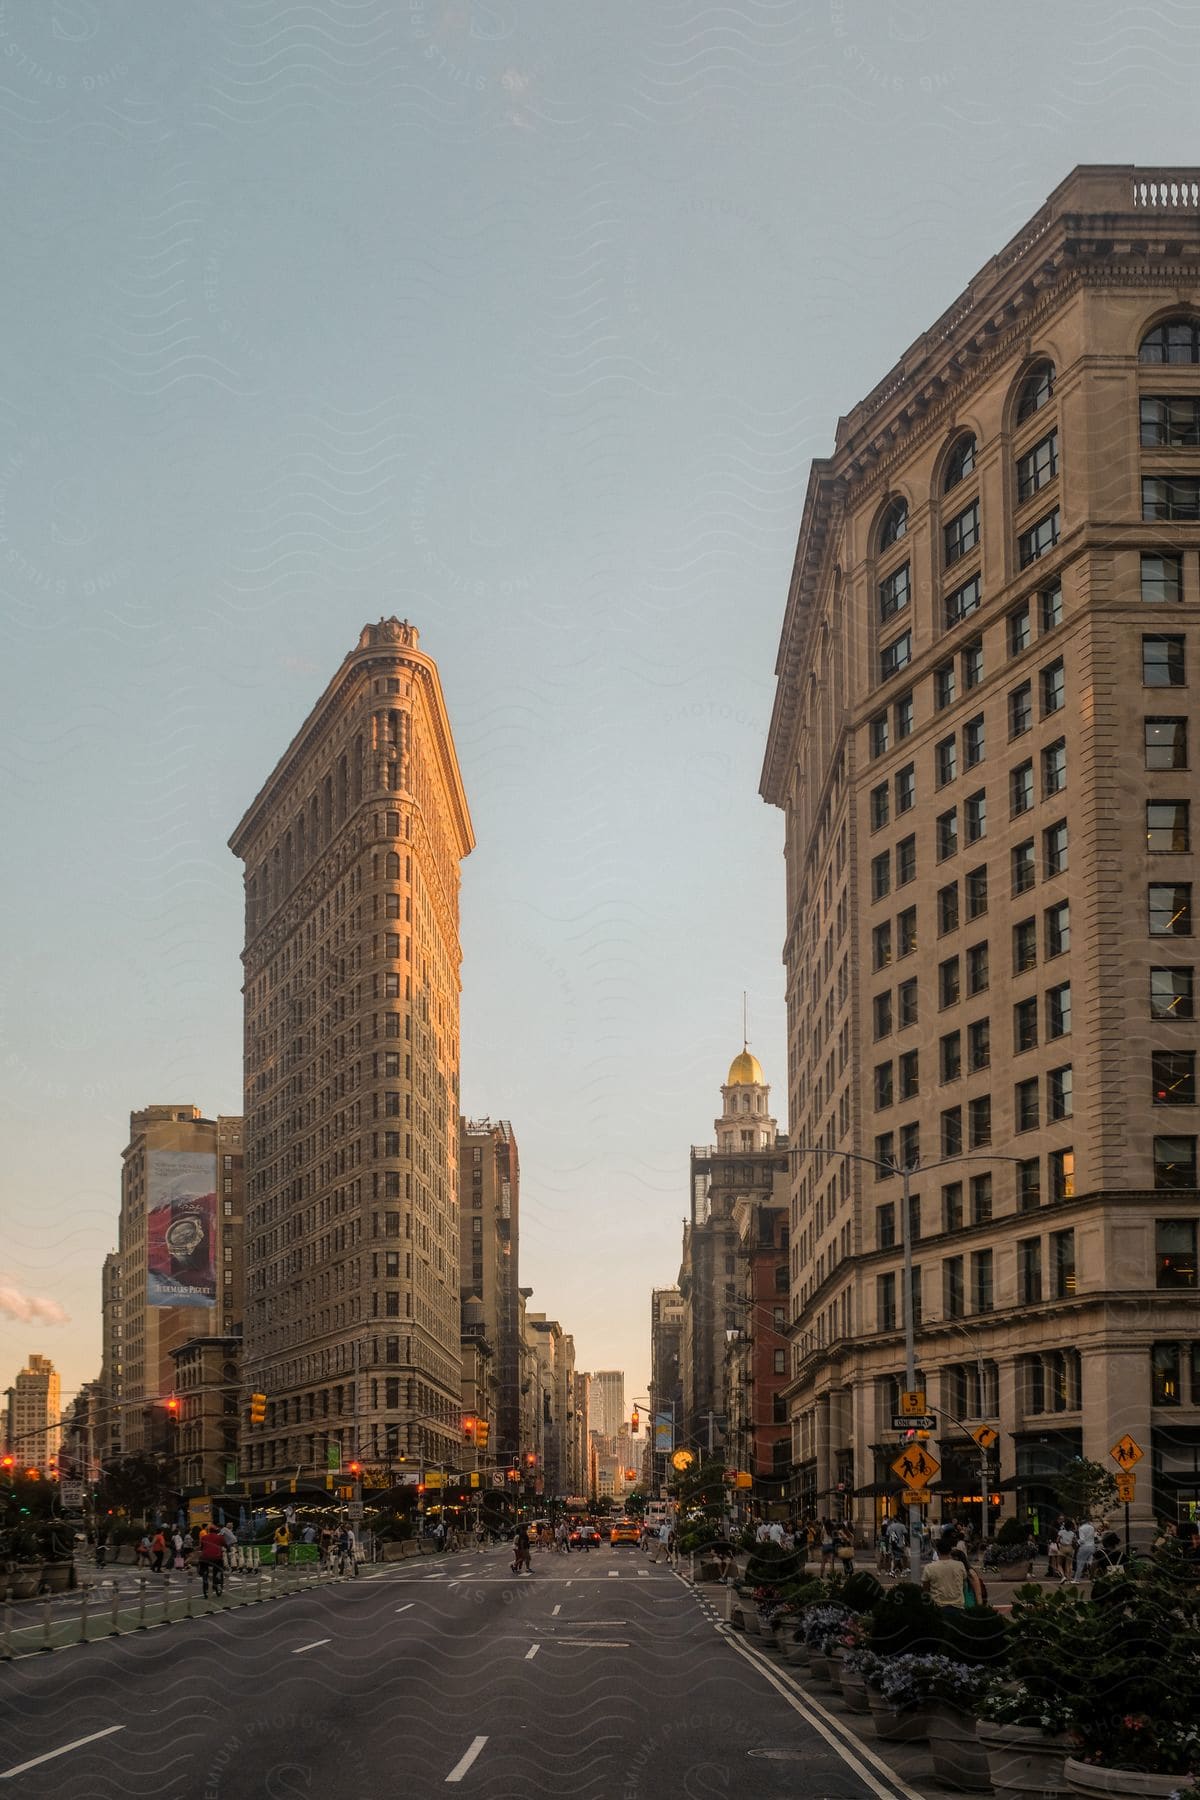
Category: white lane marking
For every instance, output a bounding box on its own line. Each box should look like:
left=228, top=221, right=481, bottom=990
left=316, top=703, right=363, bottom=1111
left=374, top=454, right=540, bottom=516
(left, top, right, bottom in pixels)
left=607, top=1569, right=618, bottom=1578
left=638, top=1570, right=648, bottom=1577
left=565, top=1581, right=572, bottom=1587
left=0, top=1727, right=125, bottom=1780
left=394, top=1603, right=414, bottom=1614
left=445, top=1736, right=488, bottom=1784
left=551, top=1604, right=561, bottom=1616
left=556, top=1640, right=629, bottom=1648
left=524, top=1644, right=540, bottom=1660
left=292, top=1639, right=331, bottom=1654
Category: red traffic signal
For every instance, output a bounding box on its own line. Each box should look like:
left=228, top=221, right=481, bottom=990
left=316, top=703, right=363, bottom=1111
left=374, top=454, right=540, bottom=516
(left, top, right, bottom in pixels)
left=1, top=1455, right=14, bottom=1470
left=165, top=1396, right=180, bottom=1415
left=347, top=1460, right=362, bottom=1478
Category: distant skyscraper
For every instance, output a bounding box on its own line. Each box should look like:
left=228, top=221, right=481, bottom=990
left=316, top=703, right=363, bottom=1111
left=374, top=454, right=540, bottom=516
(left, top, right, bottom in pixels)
left=590, top=1370, right=625, bottom=1438
left=459, top=1118, right=520, bottom=1462
left=117, top=1106, right=244, bottom=1457
left=6, top=1353, right=61, bottom=1474
left=230, top=619, right=474, bottom=1482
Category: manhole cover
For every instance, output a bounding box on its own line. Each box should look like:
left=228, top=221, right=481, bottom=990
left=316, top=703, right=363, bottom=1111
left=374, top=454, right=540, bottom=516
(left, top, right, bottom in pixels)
left=747, top=1750, right=805, bottom=1761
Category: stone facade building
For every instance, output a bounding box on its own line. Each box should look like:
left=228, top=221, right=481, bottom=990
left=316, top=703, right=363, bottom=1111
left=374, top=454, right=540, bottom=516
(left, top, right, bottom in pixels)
left=724, top=1194, right=792, bottom=1502
left=648, top=1287, right=684, bottom=1490
left=229, top=619, right=473, bottom=1483
left=5, top=1354, right=60, bottom=1474
left=761, top=166, right=1200, bottom=1531
left=459, top=1117, right=520, bottom=1463
left=170, top=1334, right=243, bottom=1497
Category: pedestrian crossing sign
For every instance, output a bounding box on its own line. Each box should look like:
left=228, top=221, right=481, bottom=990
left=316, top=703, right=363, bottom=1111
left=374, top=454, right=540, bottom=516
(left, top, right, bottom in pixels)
left=891, top=1446, right=939, bottom=1490
left=1110, top=1433, right=1143, bottom=1470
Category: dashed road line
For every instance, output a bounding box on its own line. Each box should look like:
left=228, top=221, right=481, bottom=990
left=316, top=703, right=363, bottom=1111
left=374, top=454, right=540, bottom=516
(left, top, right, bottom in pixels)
left=551, top=1604, right=560, bottom=1615
left=445, top=1735, right=488, bottom=1784
left=0, top=1727, right=125, bottom=1780
left=524, top=1644, right=540, bottom=1660
left=394, top=1603, right=414, bottom=1614
left=292, top=1639, right=331, bottom=1654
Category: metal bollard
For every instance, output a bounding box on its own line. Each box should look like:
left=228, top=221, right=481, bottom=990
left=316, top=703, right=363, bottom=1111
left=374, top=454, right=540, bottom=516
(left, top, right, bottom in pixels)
left=3, top=1598, right=12, bottom=1662
left=41, top=1595, right=53, bottom=1653
left=137, top=1578, right=147, bottom=1630
left=79, top=1585, right=90, bottom=1644
left=256, top=1570, right=263, bottom=1605
left=110, top=1581, right=120, bottom=1637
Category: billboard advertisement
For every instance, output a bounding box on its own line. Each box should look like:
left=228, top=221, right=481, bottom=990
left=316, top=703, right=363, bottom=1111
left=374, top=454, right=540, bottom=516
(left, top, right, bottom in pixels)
left=654, top=1412, right=674, bottom=1454
left=146, top=1150, right=217, bottom=1307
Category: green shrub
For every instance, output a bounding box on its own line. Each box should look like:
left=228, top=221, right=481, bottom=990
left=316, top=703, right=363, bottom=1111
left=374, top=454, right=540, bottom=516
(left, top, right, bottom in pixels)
left=835, top=1570, right=884, bottom=1613
left=941, top=1604, right=1009, bottom=1668
left=867, top=1582, right=945, bottom=1659
left=995, top=1516, right=1031, bottom=1548
left=745, top=1540, right=807, bottom=1586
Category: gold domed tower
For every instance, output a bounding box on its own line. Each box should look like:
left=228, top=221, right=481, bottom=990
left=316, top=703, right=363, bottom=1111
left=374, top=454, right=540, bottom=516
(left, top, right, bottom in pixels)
left=718, top=1044, right=776, bottom=1151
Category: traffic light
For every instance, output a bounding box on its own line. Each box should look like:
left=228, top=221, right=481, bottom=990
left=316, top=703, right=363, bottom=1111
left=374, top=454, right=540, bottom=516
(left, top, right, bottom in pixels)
left=525, top=1453, right=537, bottom=1469
left=476, top=1420, right=490, bottom=1449
left=1, top=1455, right=14, bottom=1472
left=249, top=1392, right=266, bottom=1426
left=462, top=1415, right=476, bottom=1444
left=165, top=1396, right=180, bottom=1417
left=348, top=1460, right=362, bottom=1479
left=631, top=1407, right=640, bottom=1434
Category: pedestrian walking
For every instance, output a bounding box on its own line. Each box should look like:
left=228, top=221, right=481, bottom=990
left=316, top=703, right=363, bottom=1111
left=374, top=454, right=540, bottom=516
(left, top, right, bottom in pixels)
left=136, top=1534, right=152, bottom=1570
left=922, top=1543, right=968, bottom=1609
left=511, top=1524, right=532, bottom=1575
left=199, top=1524, right=225, bottom=1599
left=818, top=1518, right=836, bottom=1578
left=951, top=1547, right=986, bottom=1609
left=1052, top=1517, right=1077, bottom=1582
left=1073, top=1519, right=1097, bottom=1582
left=220, top=1523, right=237, bottom=1570
left=835, top=1524, right=856, bottom=1572
left=274, top=1523, right=290, bottom=1567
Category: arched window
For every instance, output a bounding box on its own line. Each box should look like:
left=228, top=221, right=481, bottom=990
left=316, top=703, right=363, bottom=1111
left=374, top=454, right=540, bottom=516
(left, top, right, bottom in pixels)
left=1140, top=316, right=1200, bottom=365
left=944, top=433, right=976, bottom=491
left=1016, top=362, right=1055, bottom=423
left=879, top=496, right=908, bottom=550
left=385, top=851, right=400, bottom=880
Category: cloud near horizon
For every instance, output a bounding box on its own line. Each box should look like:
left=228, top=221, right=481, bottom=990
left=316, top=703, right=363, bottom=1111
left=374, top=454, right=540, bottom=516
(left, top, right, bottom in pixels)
left=0, top=1283, right=70, bottom=1327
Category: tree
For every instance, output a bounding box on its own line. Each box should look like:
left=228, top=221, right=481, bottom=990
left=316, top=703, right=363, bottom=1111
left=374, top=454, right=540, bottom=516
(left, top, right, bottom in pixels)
left=99, top=1453, right=177, bottom=1520
left=1052, top=1456, right=1118, bottom=1522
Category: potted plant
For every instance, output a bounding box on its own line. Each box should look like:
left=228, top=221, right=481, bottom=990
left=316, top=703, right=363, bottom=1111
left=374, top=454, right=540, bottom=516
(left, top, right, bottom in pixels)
left=984, top=1517, right=1038, bottom=1582
left=977, top=1585, right=1089, bottom=1800
left=919, top=1655, right=1001, bottom=1792
left=867, top=1652, right=936, bottom=1741
left=837, top=1618, right=877, bottom=1713
left=799, top=1602, right=851, bottom=1678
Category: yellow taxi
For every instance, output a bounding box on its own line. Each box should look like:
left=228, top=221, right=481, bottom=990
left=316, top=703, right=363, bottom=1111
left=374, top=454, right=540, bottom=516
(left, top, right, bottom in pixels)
left=609, top=1518, right=640, bottom=1547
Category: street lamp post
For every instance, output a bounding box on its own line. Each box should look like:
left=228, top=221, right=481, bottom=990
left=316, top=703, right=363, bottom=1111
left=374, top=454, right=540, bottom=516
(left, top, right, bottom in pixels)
left=795, top=1145, right=1028, bottom=1586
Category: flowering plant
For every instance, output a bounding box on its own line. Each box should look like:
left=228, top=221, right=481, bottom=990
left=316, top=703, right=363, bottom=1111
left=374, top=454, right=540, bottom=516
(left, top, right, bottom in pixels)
left=872, top=1653, right=991, bottom=1712
left=799, top=1602, right=851, bottom=1653
left=980, top=1678, right=1074, bottom=1737
left=1074, top=1717, right=1200, bottom=1779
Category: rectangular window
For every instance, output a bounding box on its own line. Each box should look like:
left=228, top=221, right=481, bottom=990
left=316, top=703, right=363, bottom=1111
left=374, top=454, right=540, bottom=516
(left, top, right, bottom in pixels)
left=944, top=500, right=980, bottom=566
left=1141, top=550, right=1185, bottom=602
left=1153, top=1050, right=1196, bottom=1106
left=934, top=661, right=957, bottom=711
left=945, top=573, right=982, bottom=630
left=899, top=1048, right=920, bottom=1099
left=896, top=835, right=917, bottom=885
left=1049, top=1149, right=1076, bottom=1203
left=1050, top=1228, right=1076, bottom=1296
left=875, top=1131, right=895, bottom=1172
left=1017, top=429, right=1059, bottom=502
left=1143, top=635, right=1186, bottom=687
left=967, top=942, right=989, bottom=995
left=972, top=1247, right=994, bottom=1311
left=1015, top=1076, right=1040, bottom=1131
left=898, top=978, right=918, bottom=1028
left=968, top=1017, right=990, bottom=1071
left=877, top=1272, right=897, bottom=1331
left=937, top=808, right=958, bottom=860
left=963, top=714, right=985, bottom=768
left=871, top=851, right=891, bottom=900
left=895, top=693, right=915, bottom=739
left=1048, top=1064, right=1074, bottom=1120
left=899, top=1121, right=920, bottom=1167
left=1014, top=917, right=1038, bottom=974
left=874, top=1062, right=894, bottom=1109
left=941, top=1106, right=963, bottom=1156
left=1045, top=900, right=1070, bottom=958
left=1018, top=1237, right=1043, bottom=1303
left=1040, top=582, right=1063, bottom=632
left=943, top=1182, right=963, bottom=1231
left=1147, top=800, right=1191, bottom=853
left=1150, top=883, right=1193, bottom=935
left=1141, top=396, right=1200, bottom=448
left=880, top=632, right=913, bottom=683
left=965, top=790, right=987, bottom=844
left=1009, top=680, right=1034, bottom=737
left=1008, top=603, right=1032, bottom=656
left=895, top=763, right=916, bottom=813
left=937, top=882, right=959, bottom=935
left=936, top=734, right=958, bottom=787
left=939, top=957, right=960, bottom=1008
left=897, top=906, right=917, bottom=958
left=1014, top=995, right=1039, bottom=1052
left=966, top=865, right=988, bottom=919
left=873, top=991, right=893, bottom=1039
left=870, top=781, right=891, bottom=829
left=1042, top=740, right=1067, bottom=796
left=1017, top=1156, right=1041, bottom=1210
left=968, top=1096, right=992, bottom=1149
left=1040, top=658, right=1065, bottom=716
left=872, top=922, right=892, bottom=969
left=940, top=1030, right=962, bottom=1083
left=1155, top=1217, right=1198, bottom=1285
left=1152, top=1342, right=1182, bottom=1406
left=962, top=639, right=984, bottom=690
left=879, top=561, right=912, bottom=621
left=1150, top=966, right=1194, bottom=1020
left=1046, top=981, right=1072, bottom=1039
left=1018, top=507, right=1060, bottom=568
left=1154, top=1138, right=1199, bottom=1191
left=1012, top=839, right=1036, bottom=896
left=1044, top=821, right=1069, bottom=877
left=1146, top=717, right=1188, bottom=770
left=944, top=1255, right=965, bottom=1318
left=1143, top=475, right=1200, bottom=521
left=1011, top=760, right=1035, bottom=816
left=870, top=712, right=890, bottom=758
left=876, top=1203, right=896, bottom=1249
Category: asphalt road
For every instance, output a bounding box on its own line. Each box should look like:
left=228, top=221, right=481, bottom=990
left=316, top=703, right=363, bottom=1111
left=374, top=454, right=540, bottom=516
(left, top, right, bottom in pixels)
left=0, top=1544, right=909, bottom=1799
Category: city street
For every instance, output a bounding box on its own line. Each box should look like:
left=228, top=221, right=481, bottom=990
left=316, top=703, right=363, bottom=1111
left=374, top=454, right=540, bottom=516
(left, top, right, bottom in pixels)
left=0, top=1547, right=908, bottom=1799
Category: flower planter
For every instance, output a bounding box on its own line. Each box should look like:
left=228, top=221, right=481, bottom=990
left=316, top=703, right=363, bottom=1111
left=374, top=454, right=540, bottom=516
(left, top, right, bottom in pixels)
left=784, top=1637, right=810, bottom=1670
left=827, top=1649, right=845, bottom=1692
left=41, top=1562, right=73, bottom=1594
left=988, top=1563, right=1033, bottom=1582
left=1064, top=1761, right=1185, bottom=1800
left=926, top=1702, right=992, bottom=1792
left=867, top=1689, right=929, bottom=1742
left=977, top=1721, right=1074, bottom=1800
left=744, top=1609, right=764, bottom=1637
left=11, top=1565, right=42, bottom=1601
left=808, top=1652, right=832, bottom=1682
left=839, top=1670, right=870, bottom=1714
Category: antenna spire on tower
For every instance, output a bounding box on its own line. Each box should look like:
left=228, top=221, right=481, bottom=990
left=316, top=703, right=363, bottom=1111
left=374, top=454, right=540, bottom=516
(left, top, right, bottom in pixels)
left=742, top=989, right=749, bottom=1052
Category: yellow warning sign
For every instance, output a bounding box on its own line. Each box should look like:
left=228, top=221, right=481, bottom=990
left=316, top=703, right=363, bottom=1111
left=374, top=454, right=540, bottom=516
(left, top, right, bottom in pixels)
left=1109, top=1434, right=1143, bottom=1471
left=891, top=1446, right=939, bottom=1490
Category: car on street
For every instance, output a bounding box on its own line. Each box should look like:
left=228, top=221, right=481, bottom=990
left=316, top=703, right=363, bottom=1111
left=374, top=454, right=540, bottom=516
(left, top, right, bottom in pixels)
left=569, top=1524, right=602, bottom=1549
left=610, top=1519, right=640, bottom=1547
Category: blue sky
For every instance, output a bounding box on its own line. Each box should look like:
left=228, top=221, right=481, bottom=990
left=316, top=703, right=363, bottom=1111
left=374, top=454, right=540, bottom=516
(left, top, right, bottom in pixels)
left=1, top=0, right=1196, bottom=1411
